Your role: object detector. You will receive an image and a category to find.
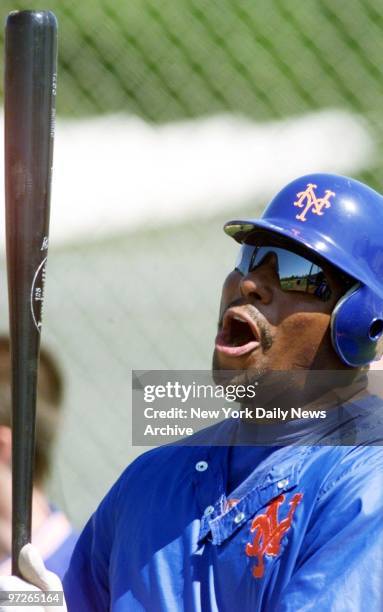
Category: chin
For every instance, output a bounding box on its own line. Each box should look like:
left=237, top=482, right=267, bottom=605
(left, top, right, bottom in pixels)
left=211, top=350, right=266, bottom=387
left=212, top=348, right=243, bottom=372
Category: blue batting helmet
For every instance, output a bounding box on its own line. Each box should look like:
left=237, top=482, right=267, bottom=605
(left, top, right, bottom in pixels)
left=224, top=173, right=383, bottom=367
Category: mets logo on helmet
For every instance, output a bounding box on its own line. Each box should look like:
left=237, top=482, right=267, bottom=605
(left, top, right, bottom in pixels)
left=293, top=183, right=335, bottom=222
left=245, top=493, right=303, bottom=578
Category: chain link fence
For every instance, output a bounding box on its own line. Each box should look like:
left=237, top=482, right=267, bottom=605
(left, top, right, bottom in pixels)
left=0, top=2, right=382, bottom=135
left=0, top=0, right=382, bottom=526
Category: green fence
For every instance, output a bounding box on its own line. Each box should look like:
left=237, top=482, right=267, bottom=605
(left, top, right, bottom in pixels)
left=0, top=2, right=382, bottom=162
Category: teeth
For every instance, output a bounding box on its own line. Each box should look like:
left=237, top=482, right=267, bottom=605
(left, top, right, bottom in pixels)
left=232, top=315, right=245, bottom=322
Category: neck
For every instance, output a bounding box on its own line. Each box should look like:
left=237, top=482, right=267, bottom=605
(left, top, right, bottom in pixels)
left=242, top=368, right=367, bottom=420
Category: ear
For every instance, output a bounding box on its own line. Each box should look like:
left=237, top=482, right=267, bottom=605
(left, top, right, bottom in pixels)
left=0, top=425, right=12, bottom=465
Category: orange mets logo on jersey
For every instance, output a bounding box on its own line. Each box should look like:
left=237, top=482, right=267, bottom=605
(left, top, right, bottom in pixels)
left=293, top=183, right=335, bottom=222
left=245, top=493, right=303, bottom=578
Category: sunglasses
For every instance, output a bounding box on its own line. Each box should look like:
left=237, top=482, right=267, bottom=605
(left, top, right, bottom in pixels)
left=235, top=244, right=355, bottom=302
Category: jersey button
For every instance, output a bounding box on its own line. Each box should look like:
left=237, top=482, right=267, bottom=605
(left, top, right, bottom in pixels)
left=277, top=478, right=289, bottom=489
left=234, top=512, right=245, bottom=524
left=195, top=460, right=208, bottom=472
left=203, top=505, right=215, bottom=517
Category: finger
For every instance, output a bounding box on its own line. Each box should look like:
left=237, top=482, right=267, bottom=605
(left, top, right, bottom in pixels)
left=19, top=544, right=62, bottom=591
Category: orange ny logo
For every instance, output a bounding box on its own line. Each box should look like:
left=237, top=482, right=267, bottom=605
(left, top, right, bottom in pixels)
left=245, top=493, right=303, bottom=579
left=293, top=183, right=335, bottom=222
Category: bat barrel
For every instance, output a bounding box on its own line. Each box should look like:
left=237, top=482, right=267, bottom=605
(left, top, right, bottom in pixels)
left=4, top=10, right=57, bottom=575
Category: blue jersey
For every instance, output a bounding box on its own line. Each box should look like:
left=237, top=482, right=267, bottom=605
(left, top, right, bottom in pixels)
left=63, top=394, right=383, bottom=611
left=44, top=528, right=78, bottom=581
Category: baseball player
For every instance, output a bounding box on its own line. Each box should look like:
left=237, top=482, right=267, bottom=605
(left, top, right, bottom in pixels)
left=1, top=173, right=383, bottom=611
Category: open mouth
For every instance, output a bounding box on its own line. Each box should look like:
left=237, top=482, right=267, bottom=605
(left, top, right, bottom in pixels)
left=215, top=308, right=261, bottom=357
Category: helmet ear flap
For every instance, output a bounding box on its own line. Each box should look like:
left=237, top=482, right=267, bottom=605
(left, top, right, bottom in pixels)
left=331, top=285, right=383, bottom=367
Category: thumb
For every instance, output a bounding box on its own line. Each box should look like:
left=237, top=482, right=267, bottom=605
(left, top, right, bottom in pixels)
left=18, top=544, right=63, bottom=592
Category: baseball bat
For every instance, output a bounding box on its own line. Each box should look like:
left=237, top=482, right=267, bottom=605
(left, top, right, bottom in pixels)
left=4, top=10, right=57, bottom=576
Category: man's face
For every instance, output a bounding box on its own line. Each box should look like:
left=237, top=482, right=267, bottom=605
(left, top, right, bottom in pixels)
left=213, top=240, right=351, bottom=376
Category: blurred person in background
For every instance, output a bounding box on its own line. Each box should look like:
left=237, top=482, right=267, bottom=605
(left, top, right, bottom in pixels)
left=0, top=336, right=77, bottom=580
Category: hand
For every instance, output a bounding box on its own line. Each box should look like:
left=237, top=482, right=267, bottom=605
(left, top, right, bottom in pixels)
left=0, top=544, right=67, bottom=611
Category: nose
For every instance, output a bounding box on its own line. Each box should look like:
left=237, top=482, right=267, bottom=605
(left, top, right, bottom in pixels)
left=239, top=252, right=277, bottom=304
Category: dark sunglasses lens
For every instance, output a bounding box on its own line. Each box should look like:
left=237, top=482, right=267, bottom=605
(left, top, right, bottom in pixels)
left=235, top=245, right=332, bottom=300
